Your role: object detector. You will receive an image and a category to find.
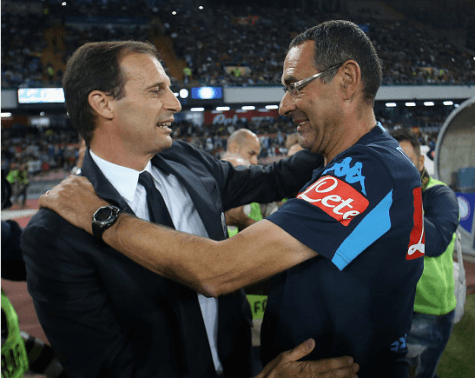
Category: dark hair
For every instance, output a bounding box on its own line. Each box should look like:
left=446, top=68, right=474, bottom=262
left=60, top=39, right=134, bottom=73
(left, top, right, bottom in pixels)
left=62, top=41, right=160, bottom=145
left=289, top=20, right=382, bottom=105
left=390, top=128, right=421, bottom=156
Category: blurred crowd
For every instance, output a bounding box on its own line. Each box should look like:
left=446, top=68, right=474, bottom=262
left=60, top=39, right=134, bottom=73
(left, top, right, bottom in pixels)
left=1, top=7, right=50, bottom=88
left=0, top=0, right=466, bottom=189
left=1, top=124, right=80, bottom=180
left=387, top=0, right=475, bottom=34
left=2, top=0, right=474, bottom=89
left=2, top=102, right=445, bottom=188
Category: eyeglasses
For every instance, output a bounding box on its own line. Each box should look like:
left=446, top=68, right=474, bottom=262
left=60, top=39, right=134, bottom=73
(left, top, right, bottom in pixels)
left=283, top=62, right=345, bottom=98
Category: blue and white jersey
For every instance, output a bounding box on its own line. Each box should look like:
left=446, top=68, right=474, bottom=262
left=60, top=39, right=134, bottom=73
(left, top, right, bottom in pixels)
left=261, top=125, right=424, bottom=377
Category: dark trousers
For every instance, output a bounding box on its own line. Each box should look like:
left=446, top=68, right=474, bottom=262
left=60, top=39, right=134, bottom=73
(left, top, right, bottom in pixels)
left=406, top=310, right=455, bottom=378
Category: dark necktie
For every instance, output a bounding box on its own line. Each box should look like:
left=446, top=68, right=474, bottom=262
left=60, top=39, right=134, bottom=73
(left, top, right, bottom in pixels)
left=139, top=171, right=213, bottom=375
left=138, top=171, right=175, bottom=229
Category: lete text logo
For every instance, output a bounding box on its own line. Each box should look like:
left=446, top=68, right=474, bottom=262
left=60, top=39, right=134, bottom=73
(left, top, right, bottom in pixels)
left=406, top=187, right=425, bottom=260
left=297, top=176, right=369, bottom=226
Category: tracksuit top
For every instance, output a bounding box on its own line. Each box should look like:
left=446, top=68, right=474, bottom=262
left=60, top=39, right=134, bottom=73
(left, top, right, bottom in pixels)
left=414, top=177, right=458, bottom=315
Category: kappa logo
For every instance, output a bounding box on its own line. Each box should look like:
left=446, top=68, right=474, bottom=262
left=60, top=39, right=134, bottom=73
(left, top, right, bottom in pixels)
left=322, top=157, right=367, bottom=195
left=297, top=176, right=369, bottom=226
left=390, top=334, right=407, bottom=352
left=406, top=187, right=425, bottom=260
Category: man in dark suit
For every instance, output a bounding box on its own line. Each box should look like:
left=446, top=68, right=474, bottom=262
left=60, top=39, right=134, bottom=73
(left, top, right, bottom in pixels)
left=21, top=41, right=357, bottom=378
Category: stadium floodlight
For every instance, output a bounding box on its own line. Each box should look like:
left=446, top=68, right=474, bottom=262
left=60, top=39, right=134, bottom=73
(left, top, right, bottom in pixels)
left=62, top=2, right=67, bottom=6
left=199, top=6, right=203, bottom=10
left=173, top=92, right=179, bottom=97
left=191, top=87, right=222, bottom=100
left=1, top=112, right=12, bottom=118
left=424, top=101, right=435, bottom=107
left=216, top=106, right=230, bottom=111
left=443, top=101, right=454, bottom=106
left=265, top=105, right=279, bottom=109
left=172, top=11, right=177, bottom=15
left=405, top=102, right=416, bottom=107
left=190, top=107, right=204, bottom=112
left=454, top=104, right=460, bottom=108
left=40, top=112, right=45, bottom=116
left=242, top=106, right=255, bottom=110
left=385, top=102, right=397, bottom=108
left=179, top=89, right=189, bottom=98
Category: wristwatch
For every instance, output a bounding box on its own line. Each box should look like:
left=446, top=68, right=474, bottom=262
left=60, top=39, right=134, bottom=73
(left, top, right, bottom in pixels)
left=92, top=205, right=122, bottom=242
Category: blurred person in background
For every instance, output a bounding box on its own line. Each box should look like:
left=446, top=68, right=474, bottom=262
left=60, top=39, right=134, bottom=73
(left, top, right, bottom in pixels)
left=285, top=132, right=304, bottom=157
left=223, top=129, right=280, bottom=239
left=221, top=153, right=256, bottom=236
left=391, top=128, right=460, bottom=378
left=2, top=169, right=68, bottom=378
left=6, top=162, right=29, bottom=208
left=70, top=138, right=86, bottom=176
left=225, top=129, right=261, bottom=166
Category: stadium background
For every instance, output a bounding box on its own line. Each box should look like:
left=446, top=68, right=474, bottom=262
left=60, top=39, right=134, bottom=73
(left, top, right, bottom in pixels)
left=2, top=0, right=475, bottom=376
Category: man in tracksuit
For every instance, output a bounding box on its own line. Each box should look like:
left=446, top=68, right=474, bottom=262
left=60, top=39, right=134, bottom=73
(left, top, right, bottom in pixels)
left=391, top=128, right=460, bottom=378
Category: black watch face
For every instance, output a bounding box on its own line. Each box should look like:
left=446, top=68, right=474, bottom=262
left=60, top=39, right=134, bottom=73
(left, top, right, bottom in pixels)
left=96, top=207, right=112, bottom=222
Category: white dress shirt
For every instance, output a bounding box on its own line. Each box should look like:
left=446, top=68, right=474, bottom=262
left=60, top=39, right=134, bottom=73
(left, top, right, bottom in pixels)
left=90, top=150, right=223, bottom=374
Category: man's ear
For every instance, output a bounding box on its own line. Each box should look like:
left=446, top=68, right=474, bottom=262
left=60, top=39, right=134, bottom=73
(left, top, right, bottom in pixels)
left=418, top=153, right=425, bottom=173
left=88, top=90, right=115, bottom=120
left=227, top=142, right=238, bottom=153
left=339, top=60, right=361, bottom=101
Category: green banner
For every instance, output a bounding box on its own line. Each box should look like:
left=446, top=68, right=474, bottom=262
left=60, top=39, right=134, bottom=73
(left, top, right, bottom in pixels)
left=246, top=295, right=268, bottom=320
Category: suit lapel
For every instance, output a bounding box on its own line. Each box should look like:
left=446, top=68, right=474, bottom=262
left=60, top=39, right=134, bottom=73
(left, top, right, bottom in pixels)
left=150, top=154, right=220, bottom=375
left=151, top=154, right=252, bottom=374
left=82, top=149, right=224, bottom=239
left=151, top=154, right=226, bottom=240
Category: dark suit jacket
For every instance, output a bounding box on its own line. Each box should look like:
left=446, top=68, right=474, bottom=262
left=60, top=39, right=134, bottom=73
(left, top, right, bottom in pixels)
left=21, top=141, right=323, bottom=378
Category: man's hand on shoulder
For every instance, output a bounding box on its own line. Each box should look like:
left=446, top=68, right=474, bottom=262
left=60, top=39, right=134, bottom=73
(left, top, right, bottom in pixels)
left=40, top=175, right=108, bottom=234
left=256, top=339, right=359, bottom=378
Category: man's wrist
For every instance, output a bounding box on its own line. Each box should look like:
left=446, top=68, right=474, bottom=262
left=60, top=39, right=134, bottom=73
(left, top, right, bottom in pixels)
left=101, top=212, right=126, bottom=245
left=92, top=205, right=122, bottom=242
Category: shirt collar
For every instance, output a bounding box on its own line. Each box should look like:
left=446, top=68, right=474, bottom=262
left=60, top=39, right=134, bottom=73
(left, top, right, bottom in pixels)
left=89, top=149, right=153, bottom=203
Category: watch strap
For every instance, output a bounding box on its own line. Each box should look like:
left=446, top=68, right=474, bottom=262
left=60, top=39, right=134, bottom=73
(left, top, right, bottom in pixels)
left=92, top=205, right=122, bottom=242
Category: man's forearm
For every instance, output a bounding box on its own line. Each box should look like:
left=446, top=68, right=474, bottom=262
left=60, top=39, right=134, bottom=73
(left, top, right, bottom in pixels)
left=102, top=214, right=221, bottom=295
left=102, top=215, right=315, bottom=297
left=39, top=176, right=316, bottom=296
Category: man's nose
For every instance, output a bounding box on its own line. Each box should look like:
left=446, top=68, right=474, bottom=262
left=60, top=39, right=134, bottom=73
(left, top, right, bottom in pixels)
left=279, top=91, right=296, bottom=117
left=166, top=89, right=182, bottom=113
